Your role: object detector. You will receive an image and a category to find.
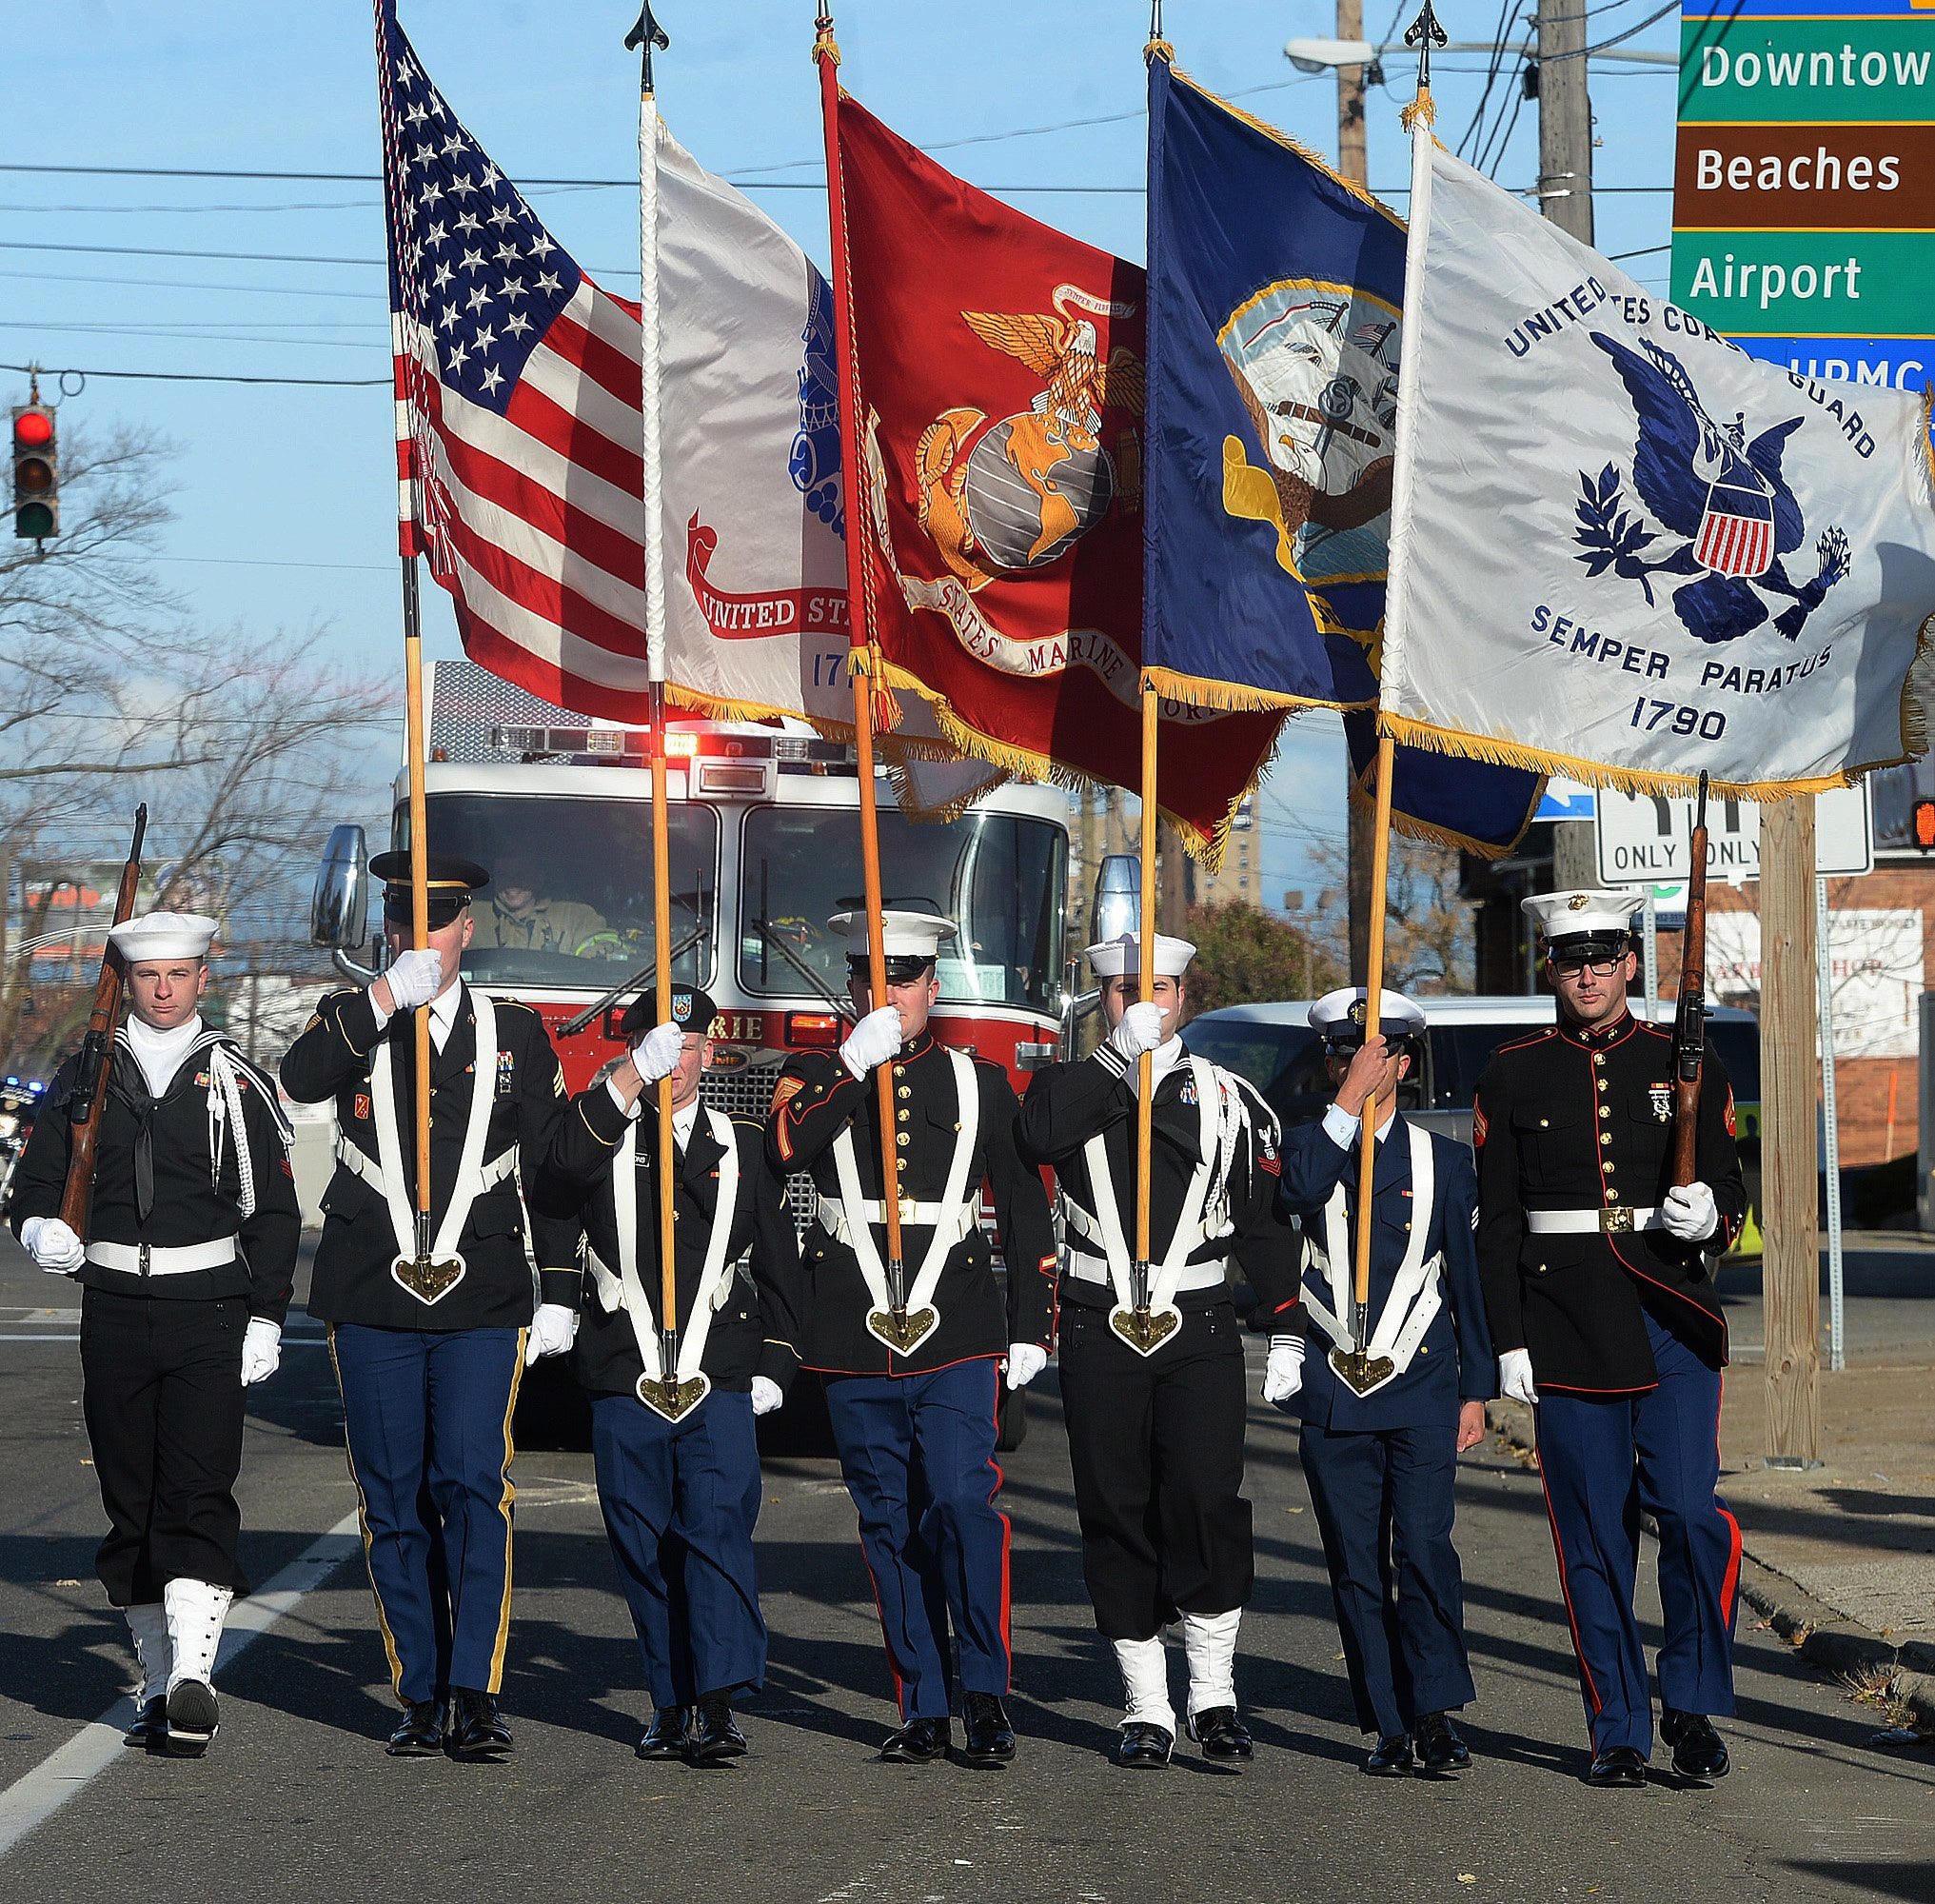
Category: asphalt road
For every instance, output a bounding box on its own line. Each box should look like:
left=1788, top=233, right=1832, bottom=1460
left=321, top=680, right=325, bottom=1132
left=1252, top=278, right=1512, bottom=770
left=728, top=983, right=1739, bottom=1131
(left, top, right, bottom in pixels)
left=2, top=1235, right=1932, bottom=1904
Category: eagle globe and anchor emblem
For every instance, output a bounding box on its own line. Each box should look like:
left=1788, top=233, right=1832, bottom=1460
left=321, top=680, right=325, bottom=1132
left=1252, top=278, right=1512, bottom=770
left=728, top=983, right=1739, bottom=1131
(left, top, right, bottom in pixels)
left=914, top=283, right=1146, bottom=588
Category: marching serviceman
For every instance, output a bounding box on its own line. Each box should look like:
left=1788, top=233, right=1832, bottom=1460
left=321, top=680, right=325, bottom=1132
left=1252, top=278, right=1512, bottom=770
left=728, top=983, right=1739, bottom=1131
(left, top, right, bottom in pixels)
left=280, top=852, right=580, bottom=1762
left=1016, top=930, right=1301, bottom=1769
left=10, top=910, right=299, bottom=1757
left=766, top=908, right=1056, bottom=1770
left=1474, top=890, right=1747, bottom=1788
left=1272, top=989, right=1493, bottom=1778
left=540, top=983, right=804, bottom=1767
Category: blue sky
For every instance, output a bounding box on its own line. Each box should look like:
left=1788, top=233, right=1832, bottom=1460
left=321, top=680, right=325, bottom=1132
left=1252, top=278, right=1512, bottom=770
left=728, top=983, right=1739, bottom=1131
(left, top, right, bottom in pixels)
left=13, top=0, right=1684, bottom=902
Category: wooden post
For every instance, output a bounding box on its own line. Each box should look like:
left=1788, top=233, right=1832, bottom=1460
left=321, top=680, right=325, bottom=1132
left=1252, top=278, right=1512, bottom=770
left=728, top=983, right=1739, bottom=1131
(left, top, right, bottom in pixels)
left=1760, top=794, right=1820, bottom=1467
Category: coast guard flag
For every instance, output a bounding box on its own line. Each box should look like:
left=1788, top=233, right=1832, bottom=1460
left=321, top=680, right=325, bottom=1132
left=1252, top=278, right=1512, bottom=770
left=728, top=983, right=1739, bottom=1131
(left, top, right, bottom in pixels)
left=824, top=80, right=1285, bottom=863
left=1142, top=55, right=1541, bottom=852
left=376, top=0, right=853, bottom=731
left=1380, top=136, right=1935, bottom=796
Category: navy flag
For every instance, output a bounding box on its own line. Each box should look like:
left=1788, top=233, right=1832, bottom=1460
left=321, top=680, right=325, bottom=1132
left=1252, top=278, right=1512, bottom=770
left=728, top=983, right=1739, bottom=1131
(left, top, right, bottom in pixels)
left=1142, top=53, right=1541, bottom=853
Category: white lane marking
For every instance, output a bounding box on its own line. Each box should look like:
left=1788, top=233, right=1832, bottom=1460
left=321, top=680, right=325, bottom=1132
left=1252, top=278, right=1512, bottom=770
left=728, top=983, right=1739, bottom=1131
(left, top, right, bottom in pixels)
left=0, top=1509, right=361, bottom=1862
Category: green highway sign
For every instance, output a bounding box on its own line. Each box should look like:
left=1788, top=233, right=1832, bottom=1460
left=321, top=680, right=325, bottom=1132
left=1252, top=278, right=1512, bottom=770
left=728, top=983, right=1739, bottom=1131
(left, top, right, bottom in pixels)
left=1681, top=17, right=1935, bottom=122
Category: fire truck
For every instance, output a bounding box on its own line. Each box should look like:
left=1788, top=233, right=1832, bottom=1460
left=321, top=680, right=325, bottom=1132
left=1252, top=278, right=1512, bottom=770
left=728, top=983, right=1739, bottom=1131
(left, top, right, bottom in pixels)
left=309, top=659, right=1076, bottom=1443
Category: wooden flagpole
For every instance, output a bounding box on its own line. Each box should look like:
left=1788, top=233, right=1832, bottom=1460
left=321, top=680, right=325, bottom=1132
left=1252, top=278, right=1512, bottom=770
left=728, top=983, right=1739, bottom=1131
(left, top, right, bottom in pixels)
left=817, top=10, right=911, bottom=1324
left=1134, top=682, right=1159, bottom=1293
left=1352, top=733, right=1395, bottom=1322
left=631, top=3, right=699, bottom=1418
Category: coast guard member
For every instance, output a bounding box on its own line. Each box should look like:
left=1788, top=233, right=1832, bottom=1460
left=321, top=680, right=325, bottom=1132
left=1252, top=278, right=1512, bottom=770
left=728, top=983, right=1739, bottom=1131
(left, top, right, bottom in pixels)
left=766, top=908, right=1056, bottom=1769
left=10, top=910, right=298, bottom=1756
left=1272, top=988, right=1493, bottom=1778
left=542, top=984, right=804, bottom=1766
left=1017, top=930, right=1301, bottom=1769
left=1474, top=890, right=1746, bottom=1787
left=280, top=853, right=580, bottom=1761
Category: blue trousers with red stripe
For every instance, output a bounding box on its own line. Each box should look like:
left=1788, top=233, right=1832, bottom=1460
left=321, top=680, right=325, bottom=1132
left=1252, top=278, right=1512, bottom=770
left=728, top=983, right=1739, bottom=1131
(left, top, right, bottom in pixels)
left=822, top=1358, right=1011, bottom=1722
left=1534, top=1311, right=1741, bottom=1756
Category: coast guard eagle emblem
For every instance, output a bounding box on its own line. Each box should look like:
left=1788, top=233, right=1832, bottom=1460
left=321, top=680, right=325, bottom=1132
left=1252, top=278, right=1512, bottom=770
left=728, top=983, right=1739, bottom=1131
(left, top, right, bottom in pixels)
left=915, top=284, right=1145, bottom=589
left=1573, top=331, right=1849, bottom=647
left=790, top=268, right=843, bottom=538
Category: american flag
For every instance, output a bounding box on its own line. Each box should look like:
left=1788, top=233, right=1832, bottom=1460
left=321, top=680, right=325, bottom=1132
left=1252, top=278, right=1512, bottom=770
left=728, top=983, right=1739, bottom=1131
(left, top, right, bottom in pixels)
left=375, top=0, right=655, bottom=717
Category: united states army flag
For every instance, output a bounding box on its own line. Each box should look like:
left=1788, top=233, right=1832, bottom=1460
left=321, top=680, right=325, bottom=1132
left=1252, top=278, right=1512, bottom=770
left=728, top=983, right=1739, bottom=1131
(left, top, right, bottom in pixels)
left=1379, top=134, right=1935, bottom=797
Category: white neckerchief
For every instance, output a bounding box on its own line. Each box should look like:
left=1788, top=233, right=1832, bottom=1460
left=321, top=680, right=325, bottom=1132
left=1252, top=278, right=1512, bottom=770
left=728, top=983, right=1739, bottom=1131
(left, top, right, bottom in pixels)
left=1127, top=1035, right=1186, bottom=1099
left=124, top=1013, right=203, bottom=1100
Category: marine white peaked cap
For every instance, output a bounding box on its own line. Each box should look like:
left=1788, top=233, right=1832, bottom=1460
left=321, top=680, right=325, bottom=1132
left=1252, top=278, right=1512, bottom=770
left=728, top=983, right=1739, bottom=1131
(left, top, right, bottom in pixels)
left=1309, top=985, right=1428, bottom=1040
left=826, top=908, right=959, bottom=961
left=1086, top=931, right=1195, bottom=979
left=1521, top=888, right=1647, bottom=944
left=108, top=911, right=219, bottom=962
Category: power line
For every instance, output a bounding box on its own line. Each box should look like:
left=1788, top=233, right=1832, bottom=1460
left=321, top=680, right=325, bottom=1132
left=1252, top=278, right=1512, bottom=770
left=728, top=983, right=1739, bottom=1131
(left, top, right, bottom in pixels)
left=0, top=358, right=386, bottom=388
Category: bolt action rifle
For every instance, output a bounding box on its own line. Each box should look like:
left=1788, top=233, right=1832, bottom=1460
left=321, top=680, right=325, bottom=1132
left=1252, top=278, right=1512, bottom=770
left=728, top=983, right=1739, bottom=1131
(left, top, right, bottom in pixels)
left=57, top=804, right=148, bottom=1239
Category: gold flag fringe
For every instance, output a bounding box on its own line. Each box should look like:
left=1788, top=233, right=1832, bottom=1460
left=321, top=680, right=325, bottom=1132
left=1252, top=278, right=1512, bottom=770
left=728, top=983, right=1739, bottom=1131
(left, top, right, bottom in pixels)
left=1141, top=664, right=1376, bottom=718
left=1400, top=87, right=1436, bottom=133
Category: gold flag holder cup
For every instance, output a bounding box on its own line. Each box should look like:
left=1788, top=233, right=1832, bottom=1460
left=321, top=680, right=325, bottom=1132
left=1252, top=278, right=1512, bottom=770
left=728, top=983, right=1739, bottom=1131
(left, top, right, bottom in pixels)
left=391, top=1250, right=465, bottom=1305
left=1109, top=1301, right=1182, bottom=1357
left=636, top=1367, right=711, bottom=1423
left=866, top=1306, right=940, bottom=1356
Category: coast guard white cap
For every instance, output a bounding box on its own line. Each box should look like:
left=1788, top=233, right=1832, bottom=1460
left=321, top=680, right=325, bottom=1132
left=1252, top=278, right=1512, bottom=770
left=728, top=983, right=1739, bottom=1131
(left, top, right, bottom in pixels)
left=108, top=911, right=218, bottom=962
left=827, top=907, right=958, bottom=971
left=1522, top=888, right=1645, bottom=951
left=1086, top=931, right=1195, bottom=980
left=1309, top=985, right=1427, bottom=1045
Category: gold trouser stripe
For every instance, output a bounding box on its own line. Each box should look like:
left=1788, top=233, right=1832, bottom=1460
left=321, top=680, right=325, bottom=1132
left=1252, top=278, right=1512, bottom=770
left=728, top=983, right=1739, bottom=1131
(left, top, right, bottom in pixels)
left=326, top=1325, right=407, bottom=1705
left=484, top=1331, right=527, bottom=1695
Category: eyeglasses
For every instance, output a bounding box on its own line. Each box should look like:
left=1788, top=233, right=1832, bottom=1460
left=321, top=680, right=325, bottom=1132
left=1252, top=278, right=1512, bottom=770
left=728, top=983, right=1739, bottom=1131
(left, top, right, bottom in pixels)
left=1550, top=954, right=1625, bottom=978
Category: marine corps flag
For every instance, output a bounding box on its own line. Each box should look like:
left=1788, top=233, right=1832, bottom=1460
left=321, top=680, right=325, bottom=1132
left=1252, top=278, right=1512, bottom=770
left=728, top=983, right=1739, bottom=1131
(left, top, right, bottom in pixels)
left=1142, top=50, right=1541, bottom=852
left=1379, top=134, right=1935, bottom=795
left=820, top=70, right=1282, bottom=860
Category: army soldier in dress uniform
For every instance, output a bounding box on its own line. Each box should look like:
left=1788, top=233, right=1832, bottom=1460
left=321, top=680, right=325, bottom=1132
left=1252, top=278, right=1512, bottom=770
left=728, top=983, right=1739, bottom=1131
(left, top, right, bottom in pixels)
left=541, top=983, right=804, bottom=1766
left=11, top=911, right=299, bottom=1757
left=766, top=908, right=1056, bottom=1769
left=280, top=853, right=580, bottom=1761
left=1272, top=988, right=1494, bottom=1778
left=1473, top=890, right=1747, bottom=1789
left=1017, top=930, right=1300, bottom=1769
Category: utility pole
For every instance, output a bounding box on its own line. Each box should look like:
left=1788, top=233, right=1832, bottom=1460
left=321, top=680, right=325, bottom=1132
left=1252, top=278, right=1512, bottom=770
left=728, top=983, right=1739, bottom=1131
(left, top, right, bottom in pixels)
left=1338, top=0, right=1374, bottom=971
left=1760, top=797, right=1821, bottom=1466
left=1534, top=0, right=1594, bottom=244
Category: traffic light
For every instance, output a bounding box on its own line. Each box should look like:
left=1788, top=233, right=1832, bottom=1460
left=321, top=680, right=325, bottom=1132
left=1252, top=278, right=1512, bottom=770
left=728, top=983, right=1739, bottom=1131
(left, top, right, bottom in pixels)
left=12, top=402, right=57, bottom=540
left=1913, top=799, right=1935, bottom=853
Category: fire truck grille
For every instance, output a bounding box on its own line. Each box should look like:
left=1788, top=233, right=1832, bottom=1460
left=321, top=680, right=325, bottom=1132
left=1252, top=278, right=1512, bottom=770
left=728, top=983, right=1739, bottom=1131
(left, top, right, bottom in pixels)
left=699, top=1058, right=819, bottom=1234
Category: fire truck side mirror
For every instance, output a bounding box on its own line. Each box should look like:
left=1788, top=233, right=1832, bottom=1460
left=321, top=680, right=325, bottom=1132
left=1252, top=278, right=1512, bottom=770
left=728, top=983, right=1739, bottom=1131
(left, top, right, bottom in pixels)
left=312, top=823, right=370, bottom=950
left=1091, top=854, right=1140, bottom=945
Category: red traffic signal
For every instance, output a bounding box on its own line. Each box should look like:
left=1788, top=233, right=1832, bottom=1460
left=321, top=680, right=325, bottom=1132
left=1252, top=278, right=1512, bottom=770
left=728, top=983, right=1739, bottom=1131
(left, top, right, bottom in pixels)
left=12, top=402, right=57, bottom=540
left=1913, top=799, right=1935, bottom=853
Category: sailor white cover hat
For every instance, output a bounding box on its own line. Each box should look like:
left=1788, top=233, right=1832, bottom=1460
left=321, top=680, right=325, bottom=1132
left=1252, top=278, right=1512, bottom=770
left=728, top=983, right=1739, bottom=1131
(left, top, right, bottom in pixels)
left=1309, top=985, right=1428, bottom=1043
left=1085, top=931, right=1195, bottom=979
left=108, top=911, right=218, bottom=962
left=1521, top=888, right=1646, bottom=948
left=826, top=908, right=958, bottom=964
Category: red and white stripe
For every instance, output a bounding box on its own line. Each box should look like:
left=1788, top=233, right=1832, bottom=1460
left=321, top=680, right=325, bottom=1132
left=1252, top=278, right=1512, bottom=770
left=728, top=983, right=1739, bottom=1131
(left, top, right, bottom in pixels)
left=1694, top=510, right=1772, bottom=582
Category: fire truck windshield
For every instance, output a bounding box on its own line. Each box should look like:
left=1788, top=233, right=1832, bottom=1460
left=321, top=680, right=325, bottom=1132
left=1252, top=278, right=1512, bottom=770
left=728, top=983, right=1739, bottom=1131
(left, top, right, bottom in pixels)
left=738, top=805, right=1065, bottom=1015
left=407, top=794, right=719, bottom=991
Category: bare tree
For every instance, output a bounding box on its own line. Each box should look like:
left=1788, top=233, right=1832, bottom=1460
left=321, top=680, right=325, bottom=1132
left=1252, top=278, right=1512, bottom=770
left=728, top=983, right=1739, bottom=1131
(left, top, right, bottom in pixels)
left=1299, top=827, right=1476, bottom=996
left=0, top=418, right=393, bottom=1073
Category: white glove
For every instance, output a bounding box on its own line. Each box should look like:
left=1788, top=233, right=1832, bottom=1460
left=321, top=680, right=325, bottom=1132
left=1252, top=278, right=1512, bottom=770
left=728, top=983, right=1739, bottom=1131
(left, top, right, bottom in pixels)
left=1498, top=1347, right=1537, bottom=1408
left=240, top=1318, right=282, bottom=1386
left=632, top=1021, right=685, bottom=1084
left=382, top=947, right=444, bottom=1012
left=750, top=1375, right=785, bottom=1417
left=839, top=1005, right=904, bottom=1080
left=1106, top=1001, right=1165, bottom=1063
left=1261, top=1334, right=1306, bottom=1405
left=1005, top=1341, right=1048, bottom=1390
left=1661, top=1180, right=1719, bottom=1243
left=21, top=1216, right=86, bottom=1275
left=524, top=1301, right=579, bottom=1365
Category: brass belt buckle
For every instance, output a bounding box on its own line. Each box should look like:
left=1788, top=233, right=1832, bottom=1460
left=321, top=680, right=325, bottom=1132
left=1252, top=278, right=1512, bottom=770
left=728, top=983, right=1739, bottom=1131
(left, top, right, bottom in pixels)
left=1601, top=1206, right=1633, bottom=1234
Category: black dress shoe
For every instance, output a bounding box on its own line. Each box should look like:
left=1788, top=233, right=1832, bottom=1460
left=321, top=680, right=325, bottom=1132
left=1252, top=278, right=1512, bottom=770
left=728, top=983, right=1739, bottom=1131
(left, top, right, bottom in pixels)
left=1588, top=1745, right=1649, bottom=1788
left=164, top=1679, right=219, bottom=1758
left=444, top=1689, right=514, bottom=1761
left=879, top=1716, right=951, bottom=1763
left=959, top=1692, right=1017, bottom=1768
left=1414, top=1712, right=1472, bottom=1774
left=1364, top=1734, right=1414, bottom=1776
left=687, top=1696, right=749, bottom=1765
left=637, top=1706, right=690, bottom=1760
left=386, top=1699, right=446, bottom=1757
left=1660, top=1709, right=1730, bottom=1780
left=1114, top=1721, right=1175, bottom=1769
left=1188, top=1707, right=1254, bottom=1761
left=124, top=1696, right=168, bottom=1751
